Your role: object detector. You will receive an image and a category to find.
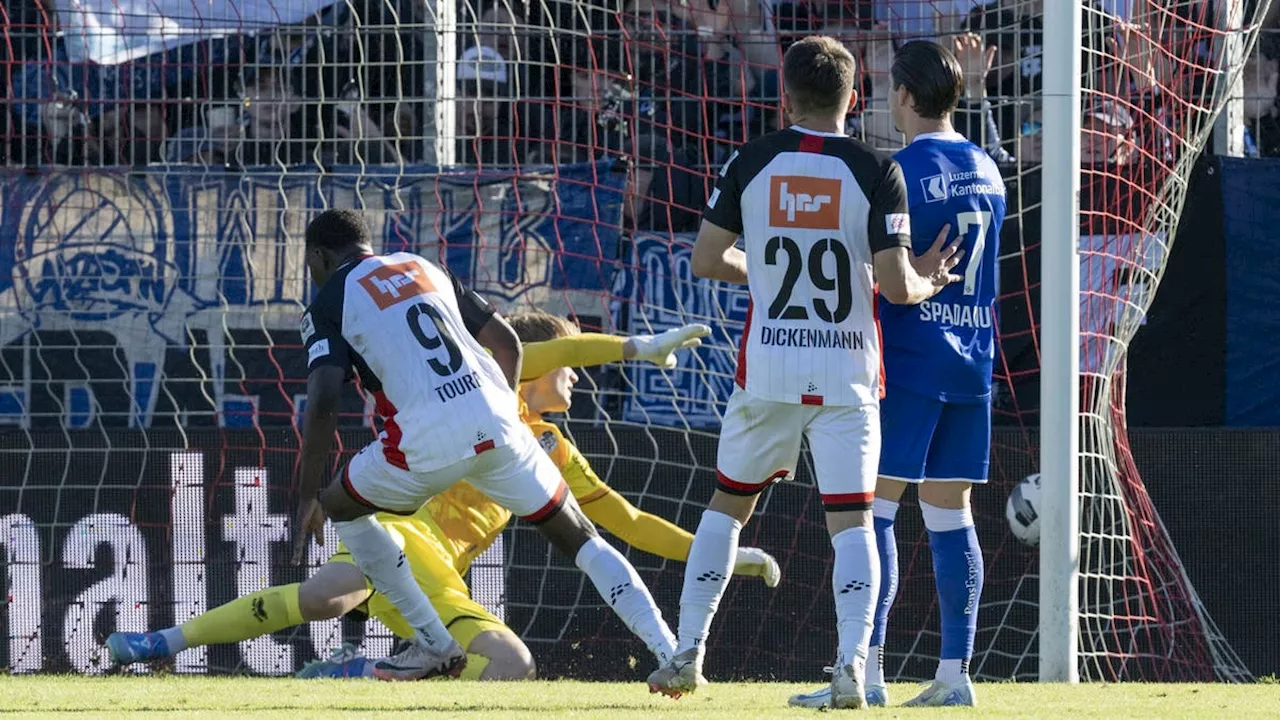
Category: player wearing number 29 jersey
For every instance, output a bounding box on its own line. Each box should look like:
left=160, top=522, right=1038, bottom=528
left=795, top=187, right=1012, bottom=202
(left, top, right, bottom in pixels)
left=704, top=130, right=912, bottom=407
left=790, top=39, right=1001, bottom=712
left=650, top=37, right=965, bottom=709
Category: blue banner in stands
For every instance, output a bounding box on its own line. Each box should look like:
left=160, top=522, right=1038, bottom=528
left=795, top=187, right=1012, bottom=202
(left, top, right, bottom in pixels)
left=0, top=162, right=623, bottom=429
left=618, top=233, right=749, bottom=429
left=1219, top=157, right=1280, bottom=427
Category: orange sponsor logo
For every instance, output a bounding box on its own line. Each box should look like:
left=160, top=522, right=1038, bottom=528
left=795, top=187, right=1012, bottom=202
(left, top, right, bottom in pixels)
left=358, top=261, right=438, bottom=310
left=769, top=176, right=842, bottom=230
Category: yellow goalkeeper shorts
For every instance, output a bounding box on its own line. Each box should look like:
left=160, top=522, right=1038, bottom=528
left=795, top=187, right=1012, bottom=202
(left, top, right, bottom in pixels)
left=328, top=512, right=508, bottom=650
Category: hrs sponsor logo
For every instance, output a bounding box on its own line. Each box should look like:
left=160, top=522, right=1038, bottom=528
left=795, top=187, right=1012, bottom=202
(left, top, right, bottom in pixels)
left=359, top=261, right=439, bottom=310
left=769, top=176, right=841, bottom=229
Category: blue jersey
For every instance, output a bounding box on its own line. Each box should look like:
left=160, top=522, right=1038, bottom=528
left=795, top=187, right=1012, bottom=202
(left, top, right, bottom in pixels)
left=882, top=132, right=1006, bottom=403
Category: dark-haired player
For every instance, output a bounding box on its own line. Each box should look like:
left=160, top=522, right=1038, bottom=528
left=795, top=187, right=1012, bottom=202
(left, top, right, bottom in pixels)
left=286, top=209, right=677, bottom=681
left=790, top=40, right=1006, bottom=709
left=645, top=36, right=962, bottom=708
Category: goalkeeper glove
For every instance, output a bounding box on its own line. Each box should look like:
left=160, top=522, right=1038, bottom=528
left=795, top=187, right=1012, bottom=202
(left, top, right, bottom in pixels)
left=625, top=324, right=712, bottom=369
left=733, top=546, right=782, bottom=588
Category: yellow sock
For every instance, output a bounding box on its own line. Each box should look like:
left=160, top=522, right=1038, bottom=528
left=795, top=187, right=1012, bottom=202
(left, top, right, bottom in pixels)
left=181, top=583, right=304, bottom=648
left=458, top=653, right=491, bottom=680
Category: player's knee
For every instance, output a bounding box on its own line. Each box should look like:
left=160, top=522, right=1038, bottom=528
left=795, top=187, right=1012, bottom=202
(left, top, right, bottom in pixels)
left=319, top=473, right=373, bottom=522
left=919, top=481, right=971, bottom=510
left=875, top=477, right=910, bottom=504
left=707, top=489, right=757, bottom=525
left=468, top=631, right=537, bottom=680
left=298, top=588, right=345, bottom=621
left=534, top=500, right=596, bottom=558
left=825, top=508, right=873, bottom=536
left=297, top=566, right=369, bottom=621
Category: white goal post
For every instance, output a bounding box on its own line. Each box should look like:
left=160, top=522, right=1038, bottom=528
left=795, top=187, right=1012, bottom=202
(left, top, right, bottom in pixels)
left=1038, top=0, right=1083, bottom=684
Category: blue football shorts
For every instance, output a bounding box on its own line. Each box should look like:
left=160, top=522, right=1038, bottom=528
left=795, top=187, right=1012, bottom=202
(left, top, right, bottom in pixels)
left=878, top=385, right=991, bottom=484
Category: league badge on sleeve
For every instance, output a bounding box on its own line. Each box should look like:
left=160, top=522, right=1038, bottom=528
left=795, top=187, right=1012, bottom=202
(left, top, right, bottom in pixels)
left=308, top=339, right=330, bottom=365
left=886, top=213, right=912, bottom=236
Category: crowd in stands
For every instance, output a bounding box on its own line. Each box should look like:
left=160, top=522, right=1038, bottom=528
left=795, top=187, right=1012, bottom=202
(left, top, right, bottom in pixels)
left=0, top=0, right=1277, bottom=192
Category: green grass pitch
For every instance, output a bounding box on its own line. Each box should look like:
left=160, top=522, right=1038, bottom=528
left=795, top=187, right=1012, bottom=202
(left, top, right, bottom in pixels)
left=3, top=677, right=1280, bottom=719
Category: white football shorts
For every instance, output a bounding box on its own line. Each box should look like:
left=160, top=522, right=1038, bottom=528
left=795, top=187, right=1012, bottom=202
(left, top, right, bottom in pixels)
left=342, top=431, right=568, bottom=522
left=715, top=388, right=880, bottom=511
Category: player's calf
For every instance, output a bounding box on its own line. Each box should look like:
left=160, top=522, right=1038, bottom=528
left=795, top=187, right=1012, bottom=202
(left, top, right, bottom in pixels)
left=646, top=487, right=761, bottom=698
left=823, top=504, right=879, bottom=688
left=536, top=496, right=677, bottom=666
left=320, top=469, right=459, bottom=678
left=919, top=481, right=982, bottom=691
left=107, top=581, right=313, bottom=666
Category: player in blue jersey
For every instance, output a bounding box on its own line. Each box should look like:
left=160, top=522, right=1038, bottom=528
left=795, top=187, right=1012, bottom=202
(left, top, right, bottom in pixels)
left=790, top=40, right=1006, bottom=709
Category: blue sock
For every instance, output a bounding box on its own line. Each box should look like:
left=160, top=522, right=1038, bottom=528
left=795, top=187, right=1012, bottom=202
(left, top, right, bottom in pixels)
left=871, top=515, right=898, bottom=648
left=925, top=510, right=983, bottom=681
left=867, top=498, right=899, bottom=688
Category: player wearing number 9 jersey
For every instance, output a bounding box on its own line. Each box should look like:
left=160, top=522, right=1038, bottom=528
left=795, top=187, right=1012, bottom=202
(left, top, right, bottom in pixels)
left=789, top=41, right=1007, bottom=711
left=647, top=36, right=964, bottom=708
left=289, top=209, right=678, bottom=684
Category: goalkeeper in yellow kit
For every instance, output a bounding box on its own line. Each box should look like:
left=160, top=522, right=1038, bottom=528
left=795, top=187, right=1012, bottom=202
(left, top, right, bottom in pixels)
left=106, top=315, right=781, bottom=680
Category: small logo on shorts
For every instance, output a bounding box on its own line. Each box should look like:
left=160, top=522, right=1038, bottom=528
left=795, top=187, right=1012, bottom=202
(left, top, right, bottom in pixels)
left=251, top=598, right=268, bottom=622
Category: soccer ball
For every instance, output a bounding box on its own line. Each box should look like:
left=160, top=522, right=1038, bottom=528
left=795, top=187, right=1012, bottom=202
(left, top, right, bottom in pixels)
left=1006, top=473, right=1041, bottom=547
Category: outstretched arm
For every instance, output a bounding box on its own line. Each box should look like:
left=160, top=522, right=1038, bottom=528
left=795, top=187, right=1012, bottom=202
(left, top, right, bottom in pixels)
left=520, top=334, right=625, bottom=380
left=580, top=488, right=780, bottom=586
left=564, top=445, right=780, bottom=586
left=874, top=223, right=964, bottom=305
left=520, top=325, right=711, bottom=380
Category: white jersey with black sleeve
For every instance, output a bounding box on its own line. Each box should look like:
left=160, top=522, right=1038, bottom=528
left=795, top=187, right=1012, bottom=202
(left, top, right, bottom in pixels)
left=704, top=126, right=914, bottom=407
left=300, top=252, right=526, bottom=473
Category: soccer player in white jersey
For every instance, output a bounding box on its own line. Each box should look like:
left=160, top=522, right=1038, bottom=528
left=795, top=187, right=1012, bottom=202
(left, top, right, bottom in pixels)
left=790, top=40, right=1006, bottom=710
left=645, top=36, right=964, bottom=708
left=290, top=209, right=676, bottom=681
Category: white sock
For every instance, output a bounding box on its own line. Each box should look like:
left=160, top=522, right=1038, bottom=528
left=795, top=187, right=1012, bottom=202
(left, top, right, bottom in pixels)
left=872, top=497, right=899, bottom=522
left=831, top=525, right=879, bottom=669
left=867, top=644, right=885, bottom=686
left=575, top=535, right=676, bottom=663
left=159, top=627, right=186, bottom=654
left=919, top=501, right=974, bottom=533
left=676, top=510, right=741, bottom=658
left=937, top=657, right=967, bottom=684
left=334, top=516, right=451, bottom=650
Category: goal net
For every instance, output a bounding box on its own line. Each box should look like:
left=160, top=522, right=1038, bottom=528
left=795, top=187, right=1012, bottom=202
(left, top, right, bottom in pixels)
left=0, top=0, right=1261, bottom=681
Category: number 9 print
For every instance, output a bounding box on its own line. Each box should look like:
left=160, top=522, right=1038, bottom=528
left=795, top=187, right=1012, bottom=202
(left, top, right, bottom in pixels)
left=406, top=302, right=465, bottom=376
